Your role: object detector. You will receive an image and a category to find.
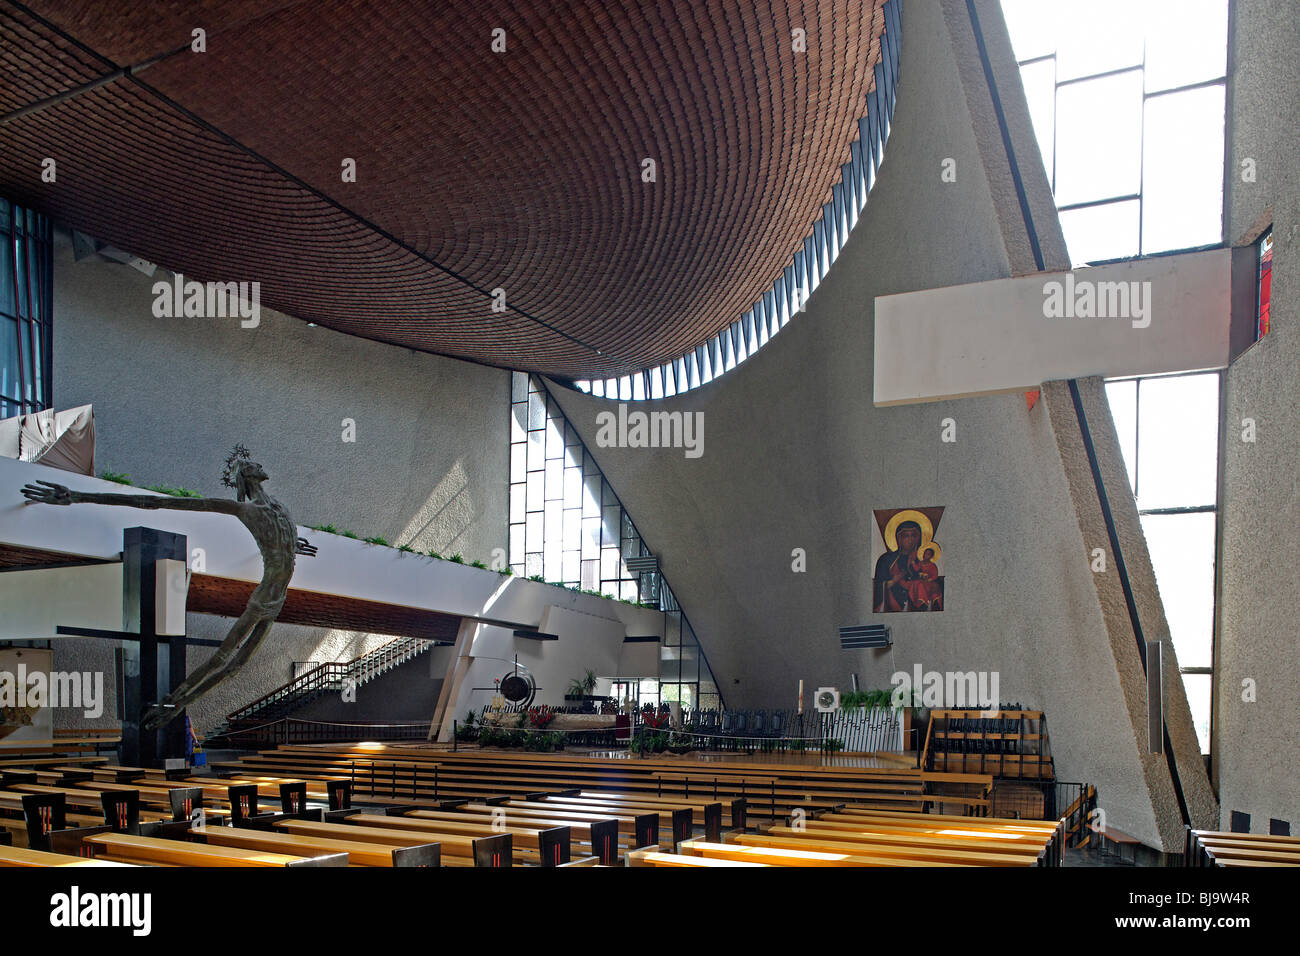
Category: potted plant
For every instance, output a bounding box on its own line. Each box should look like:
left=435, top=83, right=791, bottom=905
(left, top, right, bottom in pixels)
left=565, top=669, right=598, bottom=699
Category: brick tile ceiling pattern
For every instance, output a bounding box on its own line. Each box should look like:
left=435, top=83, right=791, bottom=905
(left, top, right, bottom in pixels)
left=0, top=0, right=885, bottom=379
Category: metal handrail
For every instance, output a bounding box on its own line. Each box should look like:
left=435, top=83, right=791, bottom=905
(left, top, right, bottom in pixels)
left=226, top=637, right=434, bottom=722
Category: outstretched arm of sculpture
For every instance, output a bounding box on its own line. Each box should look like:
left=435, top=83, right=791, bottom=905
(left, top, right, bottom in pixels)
left=21, top=480, right=245, bottom=516
left=22, top=452, right=307, bottom=732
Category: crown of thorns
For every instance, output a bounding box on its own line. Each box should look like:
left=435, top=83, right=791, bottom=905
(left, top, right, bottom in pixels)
left=221, top=444, right=254, bottom=489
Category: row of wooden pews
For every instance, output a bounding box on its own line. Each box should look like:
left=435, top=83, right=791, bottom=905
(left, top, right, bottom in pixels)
left=0, top=761, right=509, bottom=867
left=1185, top=829, right=1300, bottom=867
left=214, top=744, right=995, bottom=818
left=9, top=754, right=1179, bottom=868
left=2, top=757, right=741, bottom=867
left=1, top=757, right=746, bottom=868
left=631, top=809, right=1063, bottom=867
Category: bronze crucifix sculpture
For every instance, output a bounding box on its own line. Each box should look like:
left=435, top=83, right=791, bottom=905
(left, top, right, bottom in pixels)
left=21, top=454, right=314, bottom=729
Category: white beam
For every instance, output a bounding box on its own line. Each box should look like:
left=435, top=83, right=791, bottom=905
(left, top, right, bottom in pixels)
left=873, top=248, right=1235, bottom=406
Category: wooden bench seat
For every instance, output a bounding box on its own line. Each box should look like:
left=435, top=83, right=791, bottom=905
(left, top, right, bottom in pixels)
left=466, top=800, right=638, bottom=827
left=1214, top=857, right=1300, bottom=867
left=0, top=844, right=136, bottom=867
left=834, top=807, right=1050, bottom=828
left=1195, top=836, right=1300, bottom=867
left=760, top=824, right=1048, bottom=861
left=201, top=824, right=426, bottom=866
left=627, top=848, right=768, bottom=867
left=0, top=756, right=109, bottom=768
left=800, top=818, right=1056, bottom=850
left=401, top=808, right=630, bottom=853
left=1202, top=844, right=1300, bottom=866
left=1186, top=829, right=1300, bottom=867
left=523, top=795, right=702, bottom=825
left=824, top=810, right=1058, bottom=834
left=86, top=832, right=316, bottom=867
left=215, top=745, right=997, bottom=825
left=678, top=839, right=963, bottom=867
left=346, top=813, right=550, bottom=849
left=273, top=819, right=511, bottom=864
left=229, top=747, right=972, bottom=796
left=732, top=832, right=1040, bottom=866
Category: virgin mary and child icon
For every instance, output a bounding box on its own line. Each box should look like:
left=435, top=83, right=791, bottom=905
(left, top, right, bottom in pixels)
left=872, top=507, right=945, bottom=613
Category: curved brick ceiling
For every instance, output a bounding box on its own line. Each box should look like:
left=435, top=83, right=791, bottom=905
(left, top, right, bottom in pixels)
left=0, top=0, right=887, bottom=380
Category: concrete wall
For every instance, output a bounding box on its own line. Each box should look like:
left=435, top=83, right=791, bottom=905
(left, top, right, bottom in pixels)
left=292, top=654, right=445, bottom=725
left=548, top=0, right=1214, bottom=848
left=1216, top=0, right=1300, bottom=833
left=43, top=230, right=509, bottom=732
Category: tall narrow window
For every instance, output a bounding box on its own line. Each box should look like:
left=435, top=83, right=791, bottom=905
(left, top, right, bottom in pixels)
left=1, top=198, right=54, bottom=420
left=1105, top=372, right=1220, bottom=752
left=510, top=372, right=722, bottom=710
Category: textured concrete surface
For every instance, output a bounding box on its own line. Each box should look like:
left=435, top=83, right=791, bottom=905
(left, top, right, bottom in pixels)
left=1216, top=0, right=1300, bottom=832
left=46, top=231, right=508, bottom=732
left=548, top=0, right=1211, bottom=849
left=292, top=655, right=444, bottom=725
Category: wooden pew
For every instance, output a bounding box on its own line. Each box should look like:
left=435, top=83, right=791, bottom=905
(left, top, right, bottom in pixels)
left=1201, top=843, right=1300, bottom=867
left=829, top=808, right=1062, bottom=861
left=218, top=745, right=995, bottom=818
left=576, top=789, right=741, bottom=825
left=678, top=839, right=965, bottom=867
left=1188, top=831, right=1300, bottom=868
left=810, top=814, right=1056, bottom=836
left=85, top=832, right=337, bottom=867
left=830, top=807, right=1058, bottom=829
left=732, top=832, right=1041, bottom=866
left=626, top=848, right=768, bottom=867
left=401, top=808, right=626, bottom=864
left=271, top=816, right=499, bottom=863
left=552, top=791, right=726, bottom=833
left=361, top=813, right=570, bottom=866
left=11, top=784, right=172, bottom=824
left=200, top=824, right=437, bottom=867
left=1186, top=828, right=1300, bottom=867
left=0, top=845, right=136, bottom=867
left=521, top=796, right=697, bottom=846
left=759, top=824, right=1050, bottom=863
left=346, top=813, right=554, bottom=852
left=274, top=818, right=520, bottom=866
left=467, top=800, right=665, bottom=851
left=796, top=818, right=1057, bottom=860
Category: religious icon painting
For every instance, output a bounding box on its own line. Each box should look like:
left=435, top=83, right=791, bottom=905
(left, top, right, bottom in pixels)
left=872, top=507, right=945, bottom=613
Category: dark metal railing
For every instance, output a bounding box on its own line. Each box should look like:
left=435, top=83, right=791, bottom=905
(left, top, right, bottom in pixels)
left=226, top=637, right=435, bottom=723
left=213, top=717, right=429, bottom=748
left=461, top=705, right=909, bottom=755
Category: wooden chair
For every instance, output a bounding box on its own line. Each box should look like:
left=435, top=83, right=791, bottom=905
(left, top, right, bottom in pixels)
left=21, top=792, right=66, bottom=852
left=168, top=786, right=204, bottom=823
left=280, top=781, right=309, bottom=815
left=327, top=780, right=351, bottom=811
left=228, top=784, right=260, bottom=825
left=538, top=825, right=571, bottom=867
left=100, top=789, right=141, bottom=834
left=391, top=842, right=441, bottom=867
left=472, top=832, right=512, bottom=868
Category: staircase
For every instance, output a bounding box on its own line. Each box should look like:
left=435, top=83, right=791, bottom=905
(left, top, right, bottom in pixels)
left=209, top=637, right=437, bottom=741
